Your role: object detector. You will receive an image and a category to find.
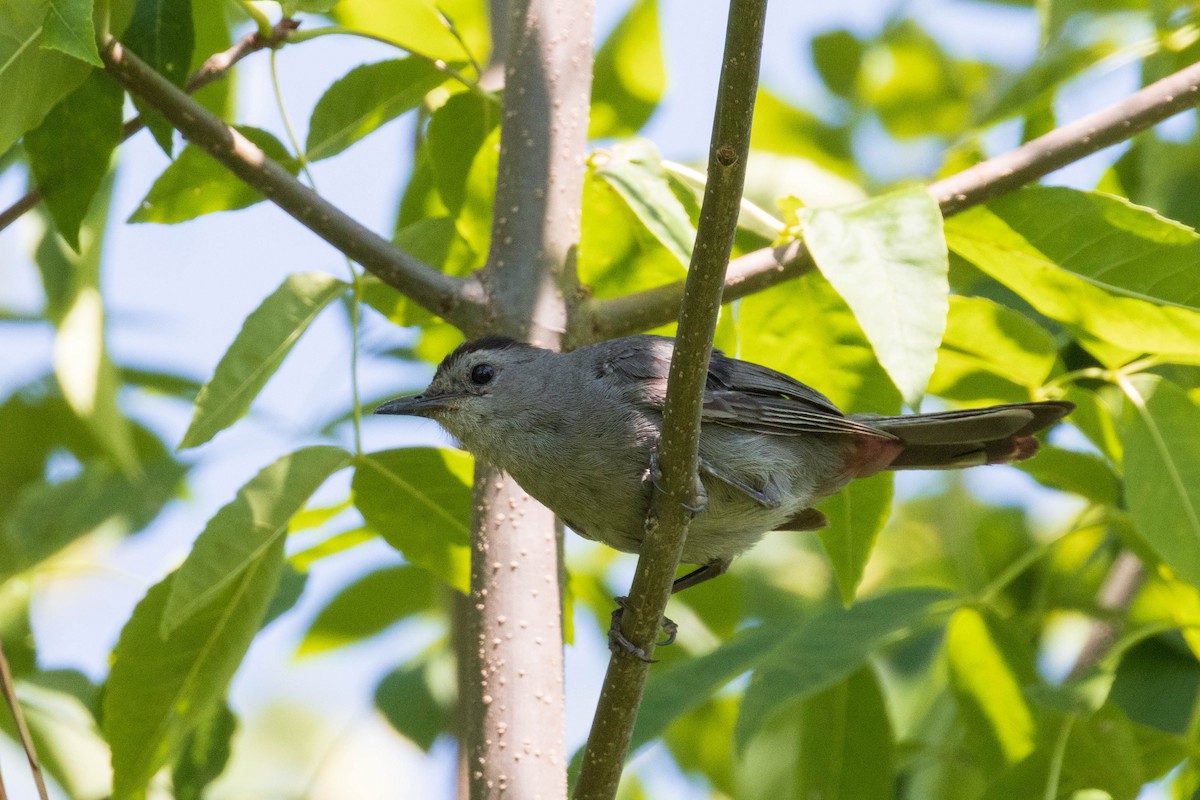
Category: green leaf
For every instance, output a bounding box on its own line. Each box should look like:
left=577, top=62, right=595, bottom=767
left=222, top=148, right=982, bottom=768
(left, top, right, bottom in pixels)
left=1119, top=375, right=1200, bottom=588
left=818, top=472, right=893, bottom=604
left=735, top=587, right=954, bottom=749
left=740, top=260, right=901, bottom=415
left=297, top=564, right=437, bottom=657
left=1016, top=447, right=1120, bottom=507
left=306, top=58, right=449, bottom=161
left=288, top=526, right=375, bottom=571
left=180, top=273, right=348, bottom=449
left=0, top=0, right=90, bottom=156
left=578, top=165, right=688, bottom=299
left=353, top=448, right=473, bottom=592
left=592, top=139, right=696, bottom=269
left=800, top=186, right=949, bottom=405
left=162, top=446, right=350, bottom=635
left=632, top=625, right=780, bottom=753
left=946, top=187, right=1200, bottom=365
left=56, top=290, right=130, bottom=463
left=171, top=702, right=236, bottom=800
left=427, top=87, right=500, bottom=214
left=2, top=458, right=185, bottom=581
left=375, top=661, right=450, bottom=751
left=41, top=0, right=102, bottom=65
left=25, top=70, right=122, bottom=251
left=333, top=0, right=490, bottom=63
left=103, top=538, right=284, bottom=800
left=129, top=127, right=302, bottom=223
left=929, top=295, right=1059, bottom=405
left=121, top=0, right=194, bottom=154
left=589, top=0, right=664, bottom=138
left=188, top=0, right=230, bottom=117
left=795, top=666, right=894, bottom=800
left=946, top=607, right=1038, bottom=767
left=811, top=29, right=863, bottom=99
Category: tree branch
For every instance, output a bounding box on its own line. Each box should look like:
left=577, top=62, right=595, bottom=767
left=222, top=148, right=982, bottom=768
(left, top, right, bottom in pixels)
left=572, top=1, right=767, bottom=797
left=1066, top=550, right=1145, bottom=680
left=579, top=57, right=1200, bottom=342
left=0, top=20, right=298, bottom=235
left=462, top=0, right=594, bottom=797
left=97, top=36, right=483, bottom=328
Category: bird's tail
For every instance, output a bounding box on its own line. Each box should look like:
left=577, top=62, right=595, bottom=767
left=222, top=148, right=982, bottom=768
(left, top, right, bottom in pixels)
left=853, top=401, right=1074, bottom=470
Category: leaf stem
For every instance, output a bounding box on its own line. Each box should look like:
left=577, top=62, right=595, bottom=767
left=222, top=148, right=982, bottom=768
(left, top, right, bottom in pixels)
left=269, top=50, right=364, bottom=456
left=285, top=26, right=489, bottom=96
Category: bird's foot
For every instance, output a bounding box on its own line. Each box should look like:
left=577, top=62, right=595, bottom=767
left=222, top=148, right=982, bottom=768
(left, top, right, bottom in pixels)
left=608, top=596, right=679, bottom=663
left=645, top=448, right=708, bottom=514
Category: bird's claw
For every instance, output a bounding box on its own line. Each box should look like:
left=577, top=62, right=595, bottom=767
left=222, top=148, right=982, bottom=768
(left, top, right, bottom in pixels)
left=645, top=448, right=708, bottom=514
left=607, top=596, right=678, bottom=662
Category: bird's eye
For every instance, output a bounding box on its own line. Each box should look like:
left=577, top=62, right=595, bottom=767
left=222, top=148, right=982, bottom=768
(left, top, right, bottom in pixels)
left=471, top=363, right=495, bottom=385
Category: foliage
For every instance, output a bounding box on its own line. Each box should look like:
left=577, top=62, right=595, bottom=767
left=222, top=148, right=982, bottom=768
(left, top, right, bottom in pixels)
left=2, top=0, right=1200, bottom=798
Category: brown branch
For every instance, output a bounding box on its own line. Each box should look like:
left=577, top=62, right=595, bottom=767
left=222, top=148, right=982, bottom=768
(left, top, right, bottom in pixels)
left=1066, top=550, right=1145, bottom=680
left=0, top=20, right=298, bottom=236
left=98, top=36, right=483, bottom=328
left=572, top=1, right=767, bottom=798
left=0, top=640, right=49, bottom=800
left=578, top=57, right=1200, bottom=342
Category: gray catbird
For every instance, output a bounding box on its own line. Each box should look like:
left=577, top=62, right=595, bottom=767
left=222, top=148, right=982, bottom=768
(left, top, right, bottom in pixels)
left=376, top=334, right=1072, bottom=597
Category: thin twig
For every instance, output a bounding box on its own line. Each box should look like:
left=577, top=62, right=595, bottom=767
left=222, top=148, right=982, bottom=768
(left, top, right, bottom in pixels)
left=1067, top=551, right=1146, bottom=679
left=0, top=640, right=49, bottom=800
left=572, top=1, right=768, bottom=797
left=580, top=57, right=1200, bottom=342
left=0, top=19, right=299, bottom=236
left=98, top=36, right=483, bottom=328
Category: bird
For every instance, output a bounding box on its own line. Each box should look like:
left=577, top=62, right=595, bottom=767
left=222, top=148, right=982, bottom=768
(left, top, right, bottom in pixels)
left=376, top=334, right=1072, bottom=657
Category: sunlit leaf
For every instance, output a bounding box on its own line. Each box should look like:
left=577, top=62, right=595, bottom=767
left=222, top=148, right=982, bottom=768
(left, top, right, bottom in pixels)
left=129, top=127, right=301, bottom=224
left=297, top=564, right=437, bottom=657
left=741, top=271, right=901, bottom=414
left=1119, top=375, right=1200, bottom=588
left=947, top=188, right=1200, bottom=364
left=121, top=0, right=194, bottom=154
left=25, top=70, right=122, bottom=250
left=735, top=587, right=955, bottom=749
left=188, top=0, right=230, bottom=117
left=180, top=273, right=348, bottom=449
left=104, top=539, right=284, bottom=800
left=592, top=139, right=695, bottom=268
left=946, top=607, right=1038, bottom=767
left=353, top=448, right=472, bottom=591
left=306, top=58, right=450, bottom=161
left=426, top=90, right=500, bottom=215
left=55, top=288, right=140, bottom=475
left=929, top=295, right=1059, bottom=405
left=0, top=0, right=90, bottom=155
left=590, top=0, right=664, bottom=138
left=800, top=186, right=949, bottom=405
left=578, top=165, right=687, bottom=299
left=41, top=0, right=101, bottom=65
left=162, top=446, right=351, bottom=635
left=334, top=0, right=490, bottom=64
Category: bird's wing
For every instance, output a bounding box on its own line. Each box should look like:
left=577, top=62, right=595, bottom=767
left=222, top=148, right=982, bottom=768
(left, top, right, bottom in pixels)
left=595, top=335, right=894, bottom=439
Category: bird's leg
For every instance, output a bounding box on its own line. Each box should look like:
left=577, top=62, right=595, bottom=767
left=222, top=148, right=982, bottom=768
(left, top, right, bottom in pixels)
left=646, top=445, right=708, bottom=513
left=671, top=558, right=730, bottom=593
left=607, top=558, right=730, bottom=661
left=698, top=456, right=780, bottom=508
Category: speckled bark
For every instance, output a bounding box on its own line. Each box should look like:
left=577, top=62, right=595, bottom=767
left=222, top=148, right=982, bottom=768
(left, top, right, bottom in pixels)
left=465, top=0, right=594, bottom=798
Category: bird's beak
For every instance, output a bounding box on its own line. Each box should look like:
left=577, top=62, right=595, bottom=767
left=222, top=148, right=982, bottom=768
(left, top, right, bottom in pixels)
left=374, top=393, right=455, bottom=417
